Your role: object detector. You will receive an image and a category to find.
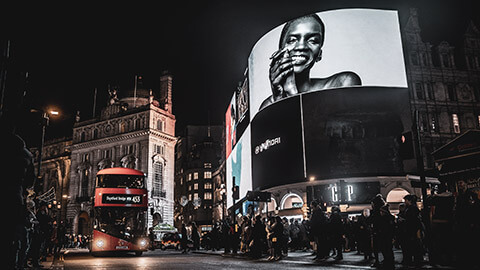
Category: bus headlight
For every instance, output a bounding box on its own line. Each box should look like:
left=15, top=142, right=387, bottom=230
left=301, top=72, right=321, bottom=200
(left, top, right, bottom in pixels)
left=139, top=239, right=148, bottom=248
left=95, top=239, right=105, bottom=248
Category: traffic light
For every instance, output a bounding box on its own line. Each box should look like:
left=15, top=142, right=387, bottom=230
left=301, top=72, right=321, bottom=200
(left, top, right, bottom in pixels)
left=398, top=131, right=414, bottom=159
left=232, top=185, right=239, bottom=200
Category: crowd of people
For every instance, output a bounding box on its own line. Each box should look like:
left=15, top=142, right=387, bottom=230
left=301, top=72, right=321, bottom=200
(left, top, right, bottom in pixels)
left=12, top=198, right=74, bottom=269
left=182, top=187, right=478, bottom=269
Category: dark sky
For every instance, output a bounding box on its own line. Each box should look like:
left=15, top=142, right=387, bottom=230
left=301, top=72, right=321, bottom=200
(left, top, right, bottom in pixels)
left=2, top=0, right=478, bottom=146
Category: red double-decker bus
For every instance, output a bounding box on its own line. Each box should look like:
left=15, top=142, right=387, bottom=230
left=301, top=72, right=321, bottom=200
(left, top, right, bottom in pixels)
left=91, top=167, right=149, bottom=256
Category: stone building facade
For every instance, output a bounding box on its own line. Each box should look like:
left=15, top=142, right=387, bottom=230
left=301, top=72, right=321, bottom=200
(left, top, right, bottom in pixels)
left=66, top=73, right=176, bottom=234
left=403, top=8, right=480, bottom=170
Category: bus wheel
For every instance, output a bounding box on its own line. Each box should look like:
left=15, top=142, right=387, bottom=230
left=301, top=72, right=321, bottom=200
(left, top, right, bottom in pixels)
left=135, top=251, right=143, bottom=256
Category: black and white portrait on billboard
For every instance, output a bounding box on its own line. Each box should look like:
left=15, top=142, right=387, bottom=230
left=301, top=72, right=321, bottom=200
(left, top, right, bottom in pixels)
left=260, top=14, right=361, bottom=110
left=249, top=9, right=408, bottom=118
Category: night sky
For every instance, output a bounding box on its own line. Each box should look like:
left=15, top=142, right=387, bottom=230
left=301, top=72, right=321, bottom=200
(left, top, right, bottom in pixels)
left=2, top=0, right=478, bottom=147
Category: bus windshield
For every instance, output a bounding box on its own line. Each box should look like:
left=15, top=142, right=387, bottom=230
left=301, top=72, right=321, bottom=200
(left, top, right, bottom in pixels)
left=96, top=174, right=145, bottom=189
left=93, top=207, right=146, bottom=240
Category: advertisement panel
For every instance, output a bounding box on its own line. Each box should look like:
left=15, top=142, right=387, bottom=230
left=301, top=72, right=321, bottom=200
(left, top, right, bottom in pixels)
left=226, top=8, right=412, bottom=205
left=248, top=9, right=407, bottom=119
left=226, top=125, right=252, bottom=208
left=225, top=93, right=236, bottom=159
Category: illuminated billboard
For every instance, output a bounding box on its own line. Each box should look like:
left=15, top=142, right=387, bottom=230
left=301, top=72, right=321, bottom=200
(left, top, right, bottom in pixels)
left=226, top=8, right=412, bottom=207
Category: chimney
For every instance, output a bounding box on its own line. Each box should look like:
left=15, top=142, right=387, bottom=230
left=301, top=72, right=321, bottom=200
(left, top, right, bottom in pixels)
left=160, top=71, right=172, bottom=113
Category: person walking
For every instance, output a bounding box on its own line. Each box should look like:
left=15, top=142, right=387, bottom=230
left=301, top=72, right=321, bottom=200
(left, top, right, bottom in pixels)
left=310, top=200, right=328, bottom=261
left=329, top=206, right=344, bottom=260
left=180, top=223, right=188, bottom=253
left=403, top=194, right=424, bottom=266
left=377, top=204, right=395, bottom=269
left=191, top=222, right=200, bottom=251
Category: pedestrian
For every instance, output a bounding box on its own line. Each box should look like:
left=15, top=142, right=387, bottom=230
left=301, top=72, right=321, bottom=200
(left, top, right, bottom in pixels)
left=452, top=180, right=479, bottom=268
left=357, top=209, right=373, bottom=260
left=281, top=217, right=290, bottom=256
left=310, top=200, right=328, bottom=261
left=369, top=194, right=386, bottom=267
left=378, top=204, right=395, bottom=269
left=2, top=108, right=36, bottom=269
left=270, top=216, right=284, bottom=261
left=329, top=206, right=344, bottom=260
left=181, top=223, right=188, bottom=253
left=249, top=215, right=266, bottom=259
left=403, top=194, right=424, bottom=266
left=191, top=222, right=200, bottom=250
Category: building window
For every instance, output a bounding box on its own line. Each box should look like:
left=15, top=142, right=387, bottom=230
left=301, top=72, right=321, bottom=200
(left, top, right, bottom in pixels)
left=452, top=114, right=460, bottom=134
left=421, top=53, right=428, bottom=66
left=188, top=194, right=192, bottom=201
left=204, top=171, right=212, bottom=179
left=204, top=182, right=212, bottom=189
left=125, top=144, right=135, bottom=155
left=188, top=173, right=192, bottom=181
left=410, top=52, right=419, bottom=66
left=442, top=54, right=450, bottom=68
left=193, top=172, right=199, bottom=180
left=426, top=83, right=435, bottom=100
left=193, top=193, right=199, bottom=200
left=194, top=183, right=198, bottom=190
left=80, top=169, right=89, bottom=198
left=204, top=192, right=212, bottom=200
left=447, top=84, right=457, bottom=101
left=415, top=83, right=424, bottom=100
left=477, top=115, right=480, bottom=128
left=93, top=129, right=99, bottom=139
left=156, top=119, right=164, bottom=132
left=420, top=112, right=429, bottom=132
left=204, top=162, right=212, bottom=169
left=102, top=149, right=111, bottom=159
left=154, top=144, right=164, bottom=155
left=188, top=185, right=191, bottom=191
left=430, top=114, right=437, bottom=132
left=152, top=161, right=164, bottom=197
left=82, top=153, right=90, bottom=162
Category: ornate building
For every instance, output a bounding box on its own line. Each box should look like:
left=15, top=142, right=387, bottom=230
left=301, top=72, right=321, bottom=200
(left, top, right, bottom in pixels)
left=66, top=73, right=176, bottom=234
left=403, top=8, right=480, bottom=170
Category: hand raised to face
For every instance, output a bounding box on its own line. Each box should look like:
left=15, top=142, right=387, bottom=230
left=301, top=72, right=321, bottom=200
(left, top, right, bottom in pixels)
left=269, top=48, right=297, bottom=101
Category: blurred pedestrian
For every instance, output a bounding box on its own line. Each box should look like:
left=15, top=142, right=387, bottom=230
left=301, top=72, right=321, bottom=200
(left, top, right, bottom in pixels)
left=403, top=194, right=424, bottom=266
left=329, top=206, right=344, bottom=260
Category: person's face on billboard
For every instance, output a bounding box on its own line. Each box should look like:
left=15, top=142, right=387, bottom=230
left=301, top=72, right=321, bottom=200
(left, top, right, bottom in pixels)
left=280, top=16, right=323, bottom=75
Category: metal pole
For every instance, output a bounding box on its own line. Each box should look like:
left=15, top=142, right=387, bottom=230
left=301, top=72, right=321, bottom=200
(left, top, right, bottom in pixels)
left=35, top=113, right=49, bottom=190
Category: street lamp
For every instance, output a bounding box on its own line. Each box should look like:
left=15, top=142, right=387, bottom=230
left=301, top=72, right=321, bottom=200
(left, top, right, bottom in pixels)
left=30, top=109, right=60, bottom=190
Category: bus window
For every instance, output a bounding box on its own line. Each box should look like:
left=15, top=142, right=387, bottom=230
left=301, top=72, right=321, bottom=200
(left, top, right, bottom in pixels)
left=96, top=174, right=145, bottom=189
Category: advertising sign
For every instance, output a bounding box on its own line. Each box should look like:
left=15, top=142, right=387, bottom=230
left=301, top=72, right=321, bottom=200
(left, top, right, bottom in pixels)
left=226, top=9, right=412, bottom=206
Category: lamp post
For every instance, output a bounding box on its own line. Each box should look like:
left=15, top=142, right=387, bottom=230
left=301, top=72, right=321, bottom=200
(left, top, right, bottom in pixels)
left=30, top=109, right=59, bottom=191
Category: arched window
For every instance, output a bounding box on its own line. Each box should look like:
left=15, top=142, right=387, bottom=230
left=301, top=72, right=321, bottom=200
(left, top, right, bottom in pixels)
left=280, top=193, right=303, bottom=210
left=152, top=160, right=164, bottom=198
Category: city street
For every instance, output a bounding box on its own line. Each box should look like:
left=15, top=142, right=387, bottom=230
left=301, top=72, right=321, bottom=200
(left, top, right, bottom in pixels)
left=53, top=248, right=455, bottom=270
left=59, top=249, right=378, bottom=270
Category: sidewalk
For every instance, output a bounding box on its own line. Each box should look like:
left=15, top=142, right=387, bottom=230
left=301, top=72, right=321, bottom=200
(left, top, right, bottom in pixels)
left=193, top=248, right=456, bottom=269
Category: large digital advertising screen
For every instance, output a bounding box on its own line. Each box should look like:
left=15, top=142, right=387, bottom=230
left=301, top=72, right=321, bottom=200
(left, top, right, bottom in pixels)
left=226, top=8, right=412, bottom=207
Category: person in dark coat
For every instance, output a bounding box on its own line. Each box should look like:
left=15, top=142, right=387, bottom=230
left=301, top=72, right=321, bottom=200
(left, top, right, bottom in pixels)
left=271, top=216, right=284, bottom=261
left=191, top=222, right=200, bottom=250
left=403, top=194, right=424, bottom=266
left=368, top=194, right=386, bottom=267
left=310, top=200, right=328, bottom=261
left=378, top=204, right=395, bottom=269
left=356, top=209, right=373, bottom=260
left=249, top=215, right=266, bottom=259
left=329, top=206, right=344, bottom=260
left=180, top=223, right=188, bottom=253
